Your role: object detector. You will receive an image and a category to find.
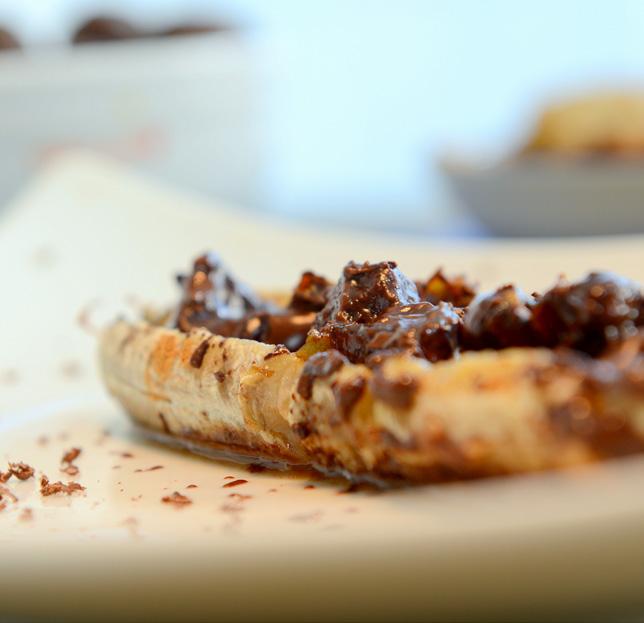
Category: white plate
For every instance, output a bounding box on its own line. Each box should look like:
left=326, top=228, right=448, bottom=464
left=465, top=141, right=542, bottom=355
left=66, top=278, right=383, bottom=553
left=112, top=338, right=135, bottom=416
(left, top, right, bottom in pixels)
left=2, top=152, right=644, bottom=621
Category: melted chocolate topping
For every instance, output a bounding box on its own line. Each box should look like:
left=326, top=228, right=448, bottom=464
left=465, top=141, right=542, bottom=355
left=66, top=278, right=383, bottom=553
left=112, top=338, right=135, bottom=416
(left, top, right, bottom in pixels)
left=325, top=301, right=462, bottom=365
left=297, top=351, right=348, bottom=400
left=171, top=255, right=643, bottom=380
left=532, top=272, right=642, bottom=356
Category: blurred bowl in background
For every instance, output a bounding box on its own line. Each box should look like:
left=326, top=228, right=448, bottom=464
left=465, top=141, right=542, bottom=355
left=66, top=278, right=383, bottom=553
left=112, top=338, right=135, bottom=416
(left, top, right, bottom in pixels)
left=0, top=32, right=261, bottom=210
left=440, top=156, right=644, bottom=237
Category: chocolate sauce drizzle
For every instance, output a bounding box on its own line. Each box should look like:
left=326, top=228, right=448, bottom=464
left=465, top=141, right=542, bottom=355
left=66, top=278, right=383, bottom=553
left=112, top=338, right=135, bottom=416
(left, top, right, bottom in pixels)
left=173, top=255, right=643, bottom=402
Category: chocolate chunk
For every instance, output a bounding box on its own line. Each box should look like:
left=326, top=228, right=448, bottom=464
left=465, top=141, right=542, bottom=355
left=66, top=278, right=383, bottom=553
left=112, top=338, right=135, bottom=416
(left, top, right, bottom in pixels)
left=72, top=16, right=141, bottom=44
left=463, top=285, right=537, bottom=349
left=175, top=253, right=266, bottom=334
left=289, top=271, right=332, bottom=312
left=419, top=269, right=476, bottom=307
left=532, top=272, right=642, bottom=356
left=371, top=368, right=419, bottom=409
left=297, top=350, right=348, bottom=400
left=314, top=261, right=420, bottom=329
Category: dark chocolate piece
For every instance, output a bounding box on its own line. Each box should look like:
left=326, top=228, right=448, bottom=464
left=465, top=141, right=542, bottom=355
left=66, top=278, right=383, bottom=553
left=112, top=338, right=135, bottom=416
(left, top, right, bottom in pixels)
left=314, top=261, right=420, bottom=329
left=463, top=285, right=537, bottom=349
left=289, top=271, right=331, bottom=313
left=532, top=272, right=642, bottom=356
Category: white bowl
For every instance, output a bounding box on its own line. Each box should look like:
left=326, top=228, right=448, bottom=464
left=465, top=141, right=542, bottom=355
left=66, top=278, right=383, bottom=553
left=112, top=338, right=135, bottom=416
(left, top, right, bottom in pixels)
left=0, top=33, right=260, bottom=210
left=441, top=156, right=644, bottom=237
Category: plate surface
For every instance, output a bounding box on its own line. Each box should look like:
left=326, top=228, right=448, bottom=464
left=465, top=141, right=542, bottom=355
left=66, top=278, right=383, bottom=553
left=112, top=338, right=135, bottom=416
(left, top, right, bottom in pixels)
left=2, top=152, right=644, bottom=622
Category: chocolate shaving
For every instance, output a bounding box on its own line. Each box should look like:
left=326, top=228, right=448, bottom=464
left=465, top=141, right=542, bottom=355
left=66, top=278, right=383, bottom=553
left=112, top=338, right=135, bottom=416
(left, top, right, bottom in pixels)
left=161, top=491, right=192, bottom=506
left=40, top=475, right=85, bottom=496
left=60, top=447, right=81, bottom=476
left=0, top=485, right=18, bottom=503
left=62, top=447, right=81, bottom=464
left=134, top=465, right=164, bottom=473
left=0, top=462, right=35, bottom=482
left=222, top=479, right=248, bottom=488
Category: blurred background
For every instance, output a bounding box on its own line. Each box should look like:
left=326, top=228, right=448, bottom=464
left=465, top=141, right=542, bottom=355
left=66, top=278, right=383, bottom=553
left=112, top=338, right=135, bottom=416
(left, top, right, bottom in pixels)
left=1, top=0, right=644, bottom=237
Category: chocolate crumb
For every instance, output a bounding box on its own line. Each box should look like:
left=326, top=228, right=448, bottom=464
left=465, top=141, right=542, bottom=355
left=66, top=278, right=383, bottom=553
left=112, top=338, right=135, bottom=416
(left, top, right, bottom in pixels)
left=134, top=465, right=164, bottom=473
left=214, top=371, right=226, bottom=383
left=61, top=465, right=79, bottom=476
left=40, top=475, right=85, bottom=496
left=222, top=479, right=248, bottom=488
left=0, top=485, right=18, bottom=503
left=161, top=491, right=192, bottom=507
left=1, top=462, right=35, bottom=482
left=223, top=475, right=235, bottom=480
left=247, top=463, right=266, bottom=473
left=304, top=484, right=316, bottom=490
left=62, top=447, right=81, bottom=464
left=186, top=484, right=198, bottom=489
left=111, top=451, right=134, bottom=458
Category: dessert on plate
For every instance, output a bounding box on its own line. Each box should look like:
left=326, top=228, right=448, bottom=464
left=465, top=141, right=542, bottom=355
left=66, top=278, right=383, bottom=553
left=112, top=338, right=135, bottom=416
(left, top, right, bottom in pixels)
left=521, top=91, right=644, bottom=158
left=100, top=254, right=643, bottom=484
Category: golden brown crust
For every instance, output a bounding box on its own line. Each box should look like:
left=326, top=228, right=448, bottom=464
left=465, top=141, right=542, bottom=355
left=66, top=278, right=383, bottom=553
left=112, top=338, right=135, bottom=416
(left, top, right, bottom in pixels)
left=99, top=320, right=644, bottom=483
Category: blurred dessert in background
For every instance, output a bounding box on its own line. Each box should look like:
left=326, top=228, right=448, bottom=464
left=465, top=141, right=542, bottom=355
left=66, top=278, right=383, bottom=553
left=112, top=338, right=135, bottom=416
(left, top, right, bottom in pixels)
left=72, top=16, right=142, bottom=44
left=0, top=27, right=20, bottom=50
left=521, top=91, right=644, bottom=158
left=72, top=15, right=230, bottom=45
